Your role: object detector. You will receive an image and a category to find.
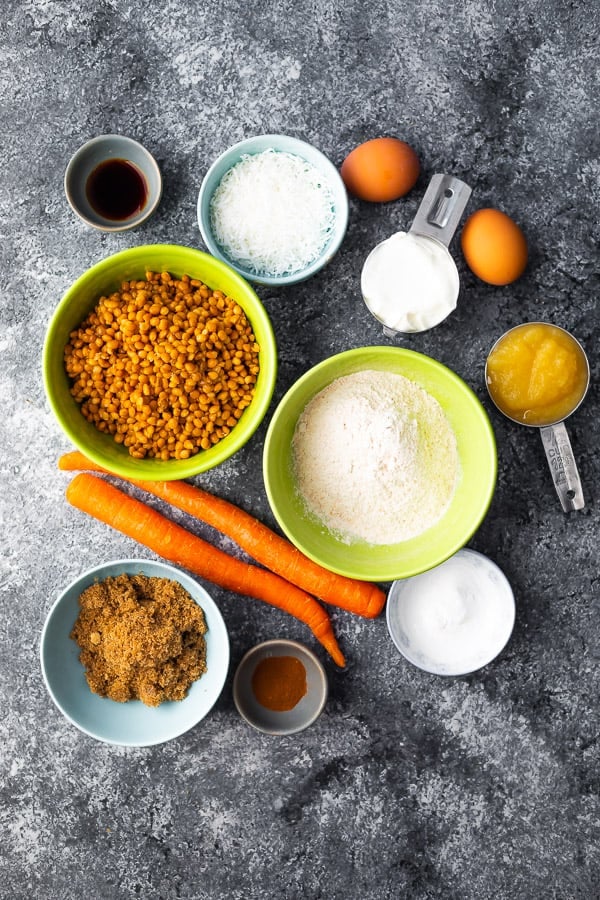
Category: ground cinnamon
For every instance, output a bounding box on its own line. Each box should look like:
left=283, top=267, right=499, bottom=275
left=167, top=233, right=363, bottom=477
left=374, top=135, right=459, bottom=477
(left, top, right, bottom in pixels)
left=251, top=655, right=307, bottom=711
left=70, top=573, right=207, bottom=707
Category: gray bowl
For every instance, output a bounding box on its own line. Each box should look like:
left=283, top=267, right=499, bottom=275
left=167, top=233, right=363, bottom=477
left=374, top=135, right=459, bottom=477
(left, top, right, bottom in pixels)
left=233, top=639, right=328, bottom=735
left=64, top=134, right=162, bottom=232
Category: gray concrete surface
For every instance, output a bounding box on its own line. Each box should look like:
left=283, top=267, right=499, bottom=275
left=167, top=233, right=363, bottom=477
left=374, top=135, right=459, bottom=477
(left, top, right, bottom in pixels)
left=1, top=1, right=599, bottom=898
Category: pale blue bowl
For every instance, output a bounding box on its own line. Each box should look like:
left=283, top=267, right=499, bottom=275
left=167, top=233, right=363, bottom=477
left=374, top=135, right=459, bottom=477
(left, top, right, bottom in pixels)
left=40, top=559, right=230, bottom=746
left=197, top=134, right=349, bottom=286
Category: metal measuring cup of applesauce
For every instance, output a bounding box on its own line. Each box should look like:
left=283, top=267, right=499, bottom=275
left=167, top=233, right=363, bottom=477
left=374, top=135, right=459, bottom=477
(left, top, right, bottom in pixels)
left=485, top=324, right=590, bottom=512
left=361, top=173, right=472, bottom=337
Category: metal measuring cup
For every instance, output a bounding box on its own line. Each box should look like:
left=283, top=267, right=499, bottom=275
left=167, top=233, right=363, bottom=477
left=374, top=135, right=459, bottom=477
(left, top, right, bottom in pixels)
left=485, top=323, right=590, bottom=512
left=361, top=173, right=472, bottom=337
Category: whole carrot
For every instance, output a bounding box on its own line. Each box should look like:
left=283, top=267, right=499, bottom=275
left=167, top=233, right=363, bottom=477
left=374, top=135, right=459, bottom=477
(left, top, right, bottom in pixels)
left=66, top=473, right=345, bottom=667
left=58, top=451, right=386, bottom=618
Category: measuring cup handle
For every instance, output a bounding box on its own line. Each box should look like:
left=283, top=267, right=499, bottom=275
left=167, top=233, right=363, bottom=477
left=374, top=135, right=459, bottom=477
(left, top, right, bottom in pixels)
left=539, top=422, right=585, bottom=512
left=409, top=174, right=472, bottom=247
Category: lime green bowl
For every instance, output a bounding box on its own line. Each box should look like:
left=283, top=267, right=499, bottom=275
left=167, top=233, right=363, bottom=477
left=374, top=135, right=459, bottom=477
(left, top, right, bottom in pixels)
left=43, top=245, right=277, bottom=480
left=263, top=346, right=497, bottom=582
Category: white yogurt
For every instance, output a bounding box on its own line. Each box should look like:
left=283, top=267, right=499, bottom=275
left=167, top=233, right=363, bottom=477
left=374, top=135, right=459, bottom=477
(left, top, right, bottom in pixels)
left=386, top=549, right=515, bottom=675
left=361, top=231, right=459, bottom=333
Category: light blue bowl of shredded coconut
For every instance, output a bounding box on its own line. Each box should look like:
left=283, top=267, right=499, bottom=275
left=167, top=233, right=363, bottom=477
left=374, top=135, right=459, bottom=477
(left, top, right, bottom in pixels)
left=197, top=134, right=349, bottom=286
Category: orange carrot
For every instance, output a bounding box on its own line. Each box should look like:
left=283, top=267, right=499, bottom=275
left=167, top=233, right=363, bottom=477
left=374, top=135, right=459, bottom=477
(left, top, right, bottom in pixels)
left=58, top=451, right=386, bottom=618
left=66, top=473, right=345, bottom=667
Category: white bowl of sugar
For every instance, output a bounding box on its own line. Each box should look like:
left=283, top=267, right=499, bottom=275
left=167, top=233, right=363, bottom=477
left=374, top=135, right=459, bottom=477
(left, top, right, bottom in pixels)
left=386, top=548, right=515, bottom=676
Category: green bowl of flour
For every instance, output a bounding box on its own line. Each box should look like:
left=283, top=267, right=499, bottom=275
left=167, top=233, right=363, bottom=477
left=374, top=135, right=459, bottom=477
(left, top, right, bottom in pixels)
left=263, top=346, right=497, bottom=583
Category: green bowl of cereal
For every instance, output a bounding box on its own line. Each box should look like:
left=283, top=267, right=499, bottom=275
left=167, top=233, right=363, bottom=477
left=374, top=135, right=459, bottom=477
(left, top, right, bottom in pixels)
left=43, top=244, right=277, bottom=480
left=40, top=558, right=230, bottom=746
left=263, top=346, right=497, bottom=582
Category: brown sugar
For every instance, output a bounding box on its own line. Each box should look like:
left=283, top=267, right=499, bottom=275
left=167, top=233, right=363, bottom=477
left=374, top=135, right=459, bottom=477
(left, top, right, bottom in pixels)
left=70, top=573, right=208, bottom=707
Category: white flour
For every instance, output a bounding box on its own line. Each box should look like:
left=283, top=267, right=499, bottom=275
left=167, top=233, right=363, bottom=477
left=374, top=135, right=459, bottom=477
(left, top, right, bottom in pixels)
left=292, top=370, right=459, bottom=544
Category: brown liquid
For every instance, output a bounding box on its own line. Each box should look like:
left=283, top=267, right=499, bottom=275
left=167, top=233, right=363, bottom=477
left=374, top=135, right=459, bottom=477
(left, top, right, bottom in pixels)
left=86, top=158, right=148, bottom=220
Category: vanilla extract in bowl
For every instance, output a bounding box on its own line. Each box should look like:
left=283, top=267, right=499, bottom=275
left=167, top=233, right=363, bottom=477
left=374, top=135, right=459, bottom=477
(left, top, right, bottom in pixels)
left=86, top=158, right=148, bottom=221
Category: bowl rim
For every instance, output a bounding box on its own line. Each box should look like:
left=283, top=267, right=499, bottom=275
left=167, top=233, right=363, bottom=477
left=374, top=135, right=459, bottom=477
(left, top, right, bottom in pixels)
left=385, top=548, right=516, bottom=676
left=42, top=243, right=277, bottom=480
left=263, top=345, right=497, bottom=582
left=197, top=133, right=349, bottom=286
left=64, top=134, right=163, bottom=232
left=39, top=557, right=230, bottom=746
left=232, top=638, right=328, bottom=735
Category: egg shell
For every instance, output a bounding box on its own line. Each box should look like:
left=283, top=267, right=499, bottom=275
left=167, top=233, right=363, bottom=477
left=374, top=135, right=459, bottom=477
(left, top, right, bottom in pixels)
left=461, top=208, right=528, bottom=286
left=340, top=137, right=420, bottom=202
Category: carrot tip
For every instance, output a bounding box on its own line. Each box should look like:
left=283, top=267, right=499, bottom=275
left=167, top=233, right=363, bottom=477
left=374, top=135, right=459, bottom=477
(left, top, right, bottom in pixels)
left=321, top=640, right=346, bottom=668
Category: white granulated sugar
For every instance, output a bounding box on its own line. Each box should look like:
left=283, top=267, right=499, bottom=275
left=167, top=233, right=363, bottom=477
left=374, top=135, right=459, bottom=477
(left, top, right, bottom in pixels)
left=292, top=370, right=459, bottom=544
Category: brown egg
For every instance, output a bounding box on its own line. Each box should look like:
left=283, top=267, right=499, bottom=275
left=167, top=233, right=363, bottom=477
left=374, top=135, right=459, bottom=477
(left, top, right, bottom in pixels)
left=461, top=208, right=528, bottom=285
left=341, top=137, right=420, bottom=202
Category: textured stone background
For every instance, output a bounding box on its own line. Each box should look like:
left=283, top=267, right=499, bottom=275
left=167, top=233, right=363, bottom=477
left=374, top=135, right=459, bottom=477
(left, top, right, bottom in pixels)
left=1, top=1, right=599, bottom=898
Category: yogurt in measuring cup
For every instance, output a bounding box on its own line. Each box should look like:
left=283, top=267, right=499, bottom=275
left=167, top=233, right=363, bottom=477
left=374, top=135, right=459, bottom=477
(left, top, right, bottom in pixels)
left=361, top=231, right=459, bottom=333
left=361, top=174, right=472, bottom=335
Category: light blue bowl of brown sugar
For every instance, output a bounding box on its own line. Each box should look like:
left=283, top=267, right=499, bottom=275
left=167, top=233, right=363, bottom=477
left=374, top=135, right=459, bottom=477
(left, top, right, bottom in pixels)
left=40, top=558, right=229, bottom=746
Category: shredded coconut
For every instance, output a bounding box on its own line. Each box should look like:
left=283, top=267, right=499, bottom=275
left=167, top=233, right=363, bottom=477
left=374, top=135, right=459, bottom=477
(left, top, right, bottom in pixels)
left=209, top=148, right=336, bottom=277
left=291, top=370, right=459, bottom=544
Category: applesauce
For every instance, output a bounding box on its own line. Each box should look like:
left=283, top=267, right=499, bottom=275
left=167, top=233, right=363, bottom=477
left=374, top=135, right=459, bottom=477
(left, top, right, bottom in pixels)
left=486, top=323, right=588, bottom=426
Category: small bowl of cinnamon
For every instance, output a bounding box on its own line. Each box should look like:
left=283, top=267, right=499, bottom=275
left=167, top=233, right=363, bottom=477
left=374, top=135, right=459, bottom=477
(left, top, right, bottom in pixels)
left=233, top=639, right=328, bottom=735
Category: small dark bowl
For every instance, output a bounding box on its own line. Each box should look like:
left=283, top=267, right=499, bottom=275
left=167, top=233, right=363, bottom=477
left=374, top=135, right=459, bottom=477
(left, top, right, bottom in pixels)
left=64, top=134, right=162, bottom=232
left=233, top=639, right=328, bottom=735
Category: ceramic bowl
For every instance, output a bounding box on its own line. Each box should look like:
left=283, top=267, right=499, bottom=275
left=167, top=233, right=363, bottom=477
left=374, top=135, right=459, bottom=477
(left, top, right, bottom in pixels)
left=40, top=559, right=230, bottom=746
left=263, top=346, right=497, bottom=582
left=386, top=548, right=516, bottom=675
left=233, top=639, right=328, bottom=735
left=64, top=134, right=162, bottom=231
left=197, top=134, right=349, bottom=286
left=42, top=244, right=277, bottom=481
